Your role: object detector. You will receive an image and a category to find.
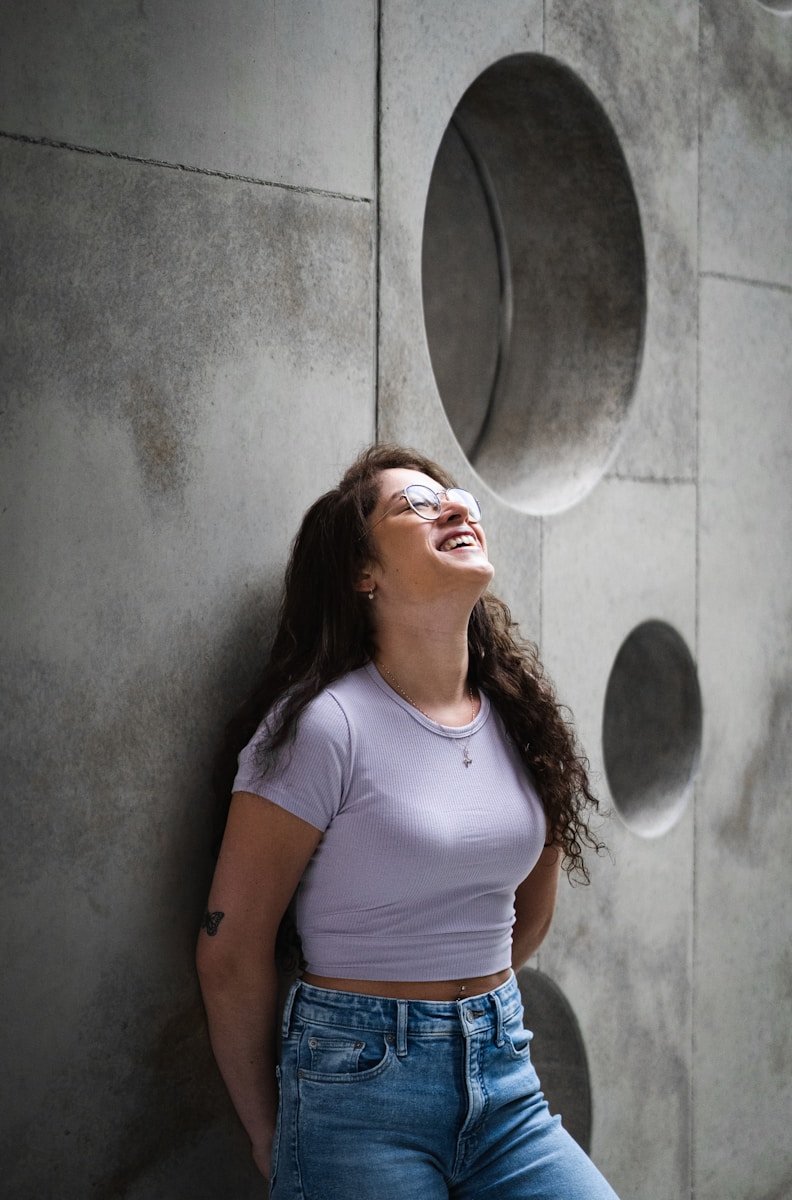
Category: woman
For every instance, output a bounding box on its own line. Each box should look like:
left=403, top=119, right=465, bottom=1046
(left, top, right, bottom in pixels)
left=197, top=444, right=618, bottom=1198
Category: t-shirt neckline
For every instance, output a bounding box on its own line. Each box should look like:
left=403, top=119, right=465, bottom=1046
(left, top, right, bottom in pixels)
left=364, top=661, right=491, bottom=739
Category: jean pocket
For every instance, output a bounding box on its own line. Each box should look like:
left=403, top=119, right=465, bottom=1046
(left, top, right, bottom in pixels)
left=308, top=1035, right=364, bottom=1074
left=297, top=1027, right=395, bottom=1083
left=503, top=1016, right=534, bottom=1060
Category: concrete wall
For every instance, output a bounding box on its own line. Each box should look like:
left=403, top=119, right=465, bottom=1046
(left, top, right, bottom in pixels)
left=696, top=6, right=792, bottom=1197
left=0, top=4, right=376, bottom=1197
left=1, top=3, right=790, bottom=1198
left=380, top=4, right=791, bottom=1200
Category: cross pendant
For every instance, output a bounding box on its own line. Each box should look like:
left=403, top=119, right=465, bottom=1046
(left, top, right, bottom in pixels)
left=462, top=747, right=473, bottom=768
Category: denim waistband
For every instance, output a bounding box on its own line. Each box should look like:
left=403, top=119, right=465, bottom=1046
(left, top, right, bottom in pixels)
left=281, top=969, right=522, bottom=1050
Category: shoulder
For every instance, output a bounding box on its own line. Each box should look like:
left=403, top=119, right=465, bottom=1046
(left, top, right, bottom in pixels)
left=293, top=686, right=351, bottom=741
left=238, top=685, right=349, bottom=765
left=293, top=665, right=380, bottom=736
left=232, top=677, right=364, bottom=820
left=323, top=664, right=380, bottom=716
left=236, top=666, right=383, bottom=775
left=242, top=666, right=376, bottom=752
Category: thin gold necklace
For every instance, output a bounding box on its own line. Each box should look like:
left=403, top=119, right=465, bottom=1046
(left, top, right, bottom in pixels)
left=377, top=662, right=477, bottom=768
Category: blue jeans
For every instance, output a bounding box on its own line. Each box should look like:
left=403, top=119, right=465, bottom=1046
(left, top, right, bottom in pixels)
left=271, top=972, right=619, bottom=1199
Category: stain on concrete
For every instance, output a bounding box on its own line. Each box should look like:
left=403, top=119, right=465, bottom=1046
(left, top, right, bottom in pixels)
left=0, top=564, right=282, bottom=1193
left=716, top=680, right=792, bottom=861
left=756, top=1165, right=792, bottom=1200
left=599, top=929, right=692, bottom=1193
left=552, top=0, right=625, bottom=106
left=90, top=994, right=224, bottom=1199
left=0, top=948, right=226, bottom=1196
left=2, top=577, right=276, bottom=896
left=701, top=0, right=792, bottom=142
left=549, top=0, right=697, bottom=153
left=122, top=372, right=192, bottom=497
left=1, top=138, right=372, bottom=499
left=775, top=944, right=792, bottom=1007
left=538, top=2, right=699, bottom=481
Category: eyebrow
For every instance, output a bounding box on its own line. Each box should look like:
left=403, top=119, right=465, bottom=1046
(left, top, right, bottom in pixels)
left=385, top=488, right=406, bottom=503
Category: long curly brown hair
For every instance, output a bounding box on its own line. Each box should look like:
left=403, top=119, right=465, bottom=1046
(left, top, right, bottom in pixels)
left=218, top=444, right=605, bottom=969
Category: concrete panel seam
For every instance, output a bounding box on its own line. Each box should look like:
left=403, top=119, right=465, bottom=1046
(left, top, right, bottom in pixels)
left=0, top=129, right=372, bottom=206
left=375, top=0, right=383, bottom=440
left=695, top=0, right=703, bottom=659
left=538, top=517, right=544, bottom=652
left=693, top=4, right=702, bottom=1193
left=605, top=474, right=696, bottom=486
left=700, top=269, right=792, bottom=297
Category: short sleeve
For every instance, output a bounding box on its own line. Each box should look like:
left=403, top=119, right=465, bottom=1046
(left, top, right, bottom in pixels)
left=231, top=691, right=351, bottom=832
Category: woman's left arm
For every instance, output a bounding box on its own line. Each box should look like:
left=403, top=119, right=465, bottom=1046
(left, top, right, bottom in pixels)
left=511, top=843, right=563, bottom=970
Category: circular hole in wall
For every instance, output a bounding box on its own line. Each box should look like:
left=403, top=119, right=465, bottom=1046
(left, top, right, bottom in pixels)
left=516, top=967, right=592, bottom=1152
left=422, top=54, right=646, bottom=515
left=602, top=620, right=702, bottom=838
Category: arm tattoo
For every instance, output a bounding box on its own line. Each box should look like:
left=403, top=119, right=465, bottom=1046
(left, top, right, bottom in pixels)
left=202, top=910, right=225, bottom=936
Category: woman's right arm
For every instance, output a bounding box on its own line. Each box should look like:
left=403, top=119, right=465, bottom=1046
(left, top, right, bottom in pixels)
left=196, top=790, right=323, bottom=1179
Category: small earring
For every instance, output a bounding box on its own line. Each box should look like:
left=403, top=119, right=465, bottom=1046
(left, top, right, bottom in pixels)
left=368, top=588, right=375, bottom=601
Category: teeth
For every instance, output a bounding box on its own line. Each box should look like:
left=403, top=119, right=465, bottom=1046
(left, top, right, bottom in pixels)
left=440, top=535, right=476, bottom=551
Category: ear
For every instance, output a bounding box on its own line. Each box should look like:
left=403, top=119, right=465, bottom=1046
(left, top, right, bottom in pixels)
left=354, top=566, right=375, bottom=595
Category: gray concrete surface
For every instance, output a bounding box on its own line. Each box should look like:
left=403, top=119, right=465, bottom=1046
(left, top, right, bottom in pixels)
left=0, top=0, right=376, bottom=197
left=546, top=0, right=699, bottom=485
left=700, top=0, right=792, bottom=287
left=1, top=1, right=791, bottom=1197
left=540, top=479, right=697, bottom=1200
left=0, top=131, right=374, bottom=1197
left=696, top=277, right=792, bottom=1200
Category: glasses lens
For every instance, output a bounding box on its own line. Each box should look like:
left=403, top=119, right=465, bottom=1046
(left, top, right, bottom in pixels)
left=446, top=488, right=482, bottom=522
left=404, top=485, right=441, bottom=519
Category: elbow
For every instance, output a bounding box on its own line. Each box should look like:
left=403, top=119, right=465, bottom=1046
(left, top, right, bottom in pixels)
left=535, top=911, right=554, bottom=947
left=512, top=915, right=554, bottom=969
left=195, top=936, right=225, bottom=994
left=195, top=934, right=244, bottom=994
left=195, top=929, right=277, bottom=998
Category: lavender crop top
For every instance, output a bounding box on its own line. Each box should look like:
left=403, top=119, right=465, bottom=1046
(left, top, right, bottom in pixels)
left=232, top=663, right=547, bottom=980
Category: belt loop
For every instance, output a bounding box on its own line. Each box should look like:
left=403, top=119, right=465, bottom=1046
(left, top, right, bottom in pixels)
left=281, top=979, right=301, bottom=1040
left=396, top=1000, right=409, bottom=1058
left=492, top=986, right=505, bottom=1047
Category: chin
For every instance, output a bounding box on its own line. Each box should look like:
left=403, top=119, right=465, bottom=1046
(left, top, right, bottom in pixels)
left=471, top=558, right=495, bottom=583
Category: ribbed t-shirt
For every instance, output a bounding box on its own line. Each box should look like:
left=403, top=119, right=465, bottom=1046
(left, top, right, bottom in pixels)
left=232, top=662, right=546, bottom=980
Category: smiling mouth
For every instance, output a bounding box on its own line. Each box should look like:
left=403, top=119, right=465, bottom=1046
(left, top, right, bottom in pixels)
left=438, top=534, right=479, bottom=552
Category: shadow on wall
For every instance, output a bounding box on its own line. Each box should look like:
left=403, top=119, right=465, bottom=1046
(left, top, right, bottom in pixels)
left=516, top=967, right=593, bottom=1154
left=92, top=586, right=282, bottom=1200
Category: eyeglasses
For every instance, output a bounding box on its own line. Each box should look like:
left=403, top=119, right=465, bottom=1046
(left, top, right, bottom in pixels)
left=370, top=484, right=482, bottom=530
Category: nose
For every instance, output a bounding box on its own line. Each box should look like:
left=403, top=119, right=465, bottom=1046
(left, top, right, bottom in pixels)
left=438, top=491, right=469, bottom=523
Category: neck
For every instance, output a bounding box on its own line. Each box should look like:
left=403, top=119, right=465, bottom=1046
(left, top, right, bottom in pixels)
left=374, top=619, right=472, bottom=712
